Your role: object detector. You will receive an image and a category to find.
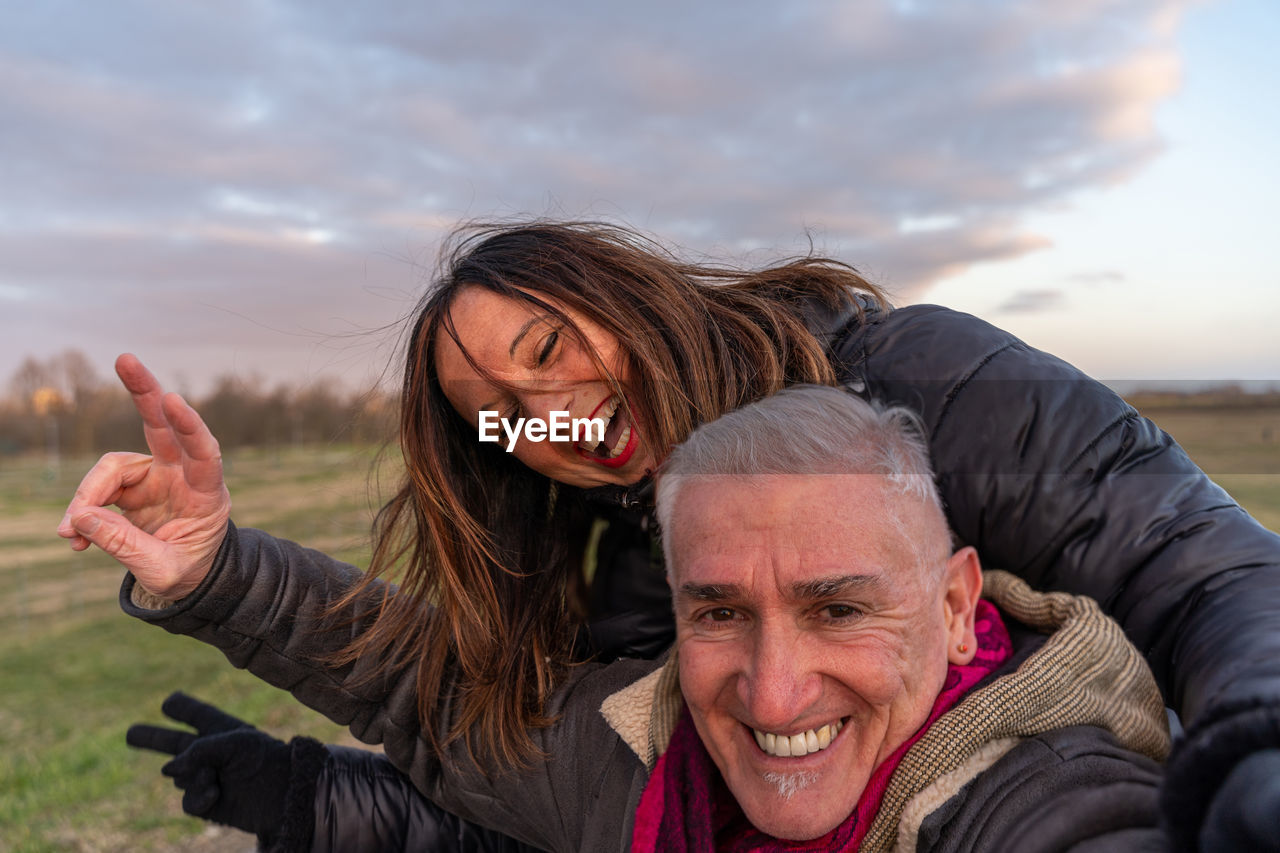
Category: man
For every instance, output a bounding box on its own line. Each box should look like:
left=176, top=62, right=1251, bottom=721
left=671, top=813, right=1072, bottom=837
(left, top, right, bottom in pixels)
left=129, top=386, right=1170, bottom=850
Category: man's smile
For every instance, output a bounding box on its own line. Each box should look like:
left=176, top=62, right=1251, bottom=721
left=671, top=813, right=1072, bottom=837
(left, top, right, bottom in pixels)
left=751, top=718, right=845, bottom=758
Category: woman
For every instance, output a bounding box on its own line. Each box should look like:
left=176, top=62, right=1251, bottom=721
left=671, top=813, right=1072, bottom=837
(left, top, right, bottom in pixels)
left=64, top=221, right=1280, bottom=846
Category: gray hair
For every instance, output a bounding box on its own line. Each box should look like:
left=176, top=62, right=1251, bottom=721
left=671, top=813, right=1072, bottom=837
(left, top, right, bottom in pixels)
left=654, top=385, right=949, bottom=571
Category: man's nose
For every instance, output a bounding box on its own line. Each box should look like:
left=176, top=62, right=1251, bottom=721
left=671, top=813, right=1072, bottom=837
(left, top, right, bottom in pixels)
left=738, top=623, right=821, bottom=731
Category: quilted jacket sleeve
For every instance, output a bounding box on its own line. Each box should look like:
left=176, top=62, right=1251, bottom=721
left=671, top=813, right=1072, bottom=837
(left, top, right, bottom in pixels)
left=310, top=747, right=543, bottom=852
left=828, top=303, right=1280, bottom=727
left=828, top=303, right=1280, bottom=846
left=119, top=523, right=653, bottom=853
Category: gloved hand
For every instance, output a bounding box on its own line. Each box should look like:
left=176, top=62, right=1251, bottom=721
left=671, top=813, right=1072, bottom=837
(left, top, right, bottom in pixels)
left=1161, top=702, right=1280, bottom=852
left=1199, top=750, right=1280, bottom=852
left=127, top=691, right=324, bottom=847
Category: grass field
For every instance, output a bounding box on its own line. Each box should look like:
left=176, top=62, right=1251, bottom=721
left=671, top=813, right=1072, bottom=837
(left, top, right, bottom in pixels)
left=0, top=445, right=395, bottom=853
left=1, top=404, right=1277, bottom=851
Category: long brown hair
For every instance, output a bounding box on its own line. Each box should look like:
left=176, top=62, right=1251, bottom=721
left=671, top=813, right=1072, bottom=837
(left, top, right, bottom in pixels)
left=329, top=220, right=888, bottom=770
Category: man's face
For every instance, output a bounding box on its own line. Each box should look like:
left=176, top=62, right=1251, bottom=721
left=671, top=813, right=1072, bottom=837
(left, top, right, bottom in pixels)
left=671, top=474, right=977, bottom=841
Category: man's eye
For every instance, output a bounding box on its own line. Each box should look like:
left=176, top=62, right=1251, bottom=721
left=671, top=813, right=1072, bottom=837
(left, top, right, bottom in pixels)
left=536, top=330, right=559, bottom=366
left=704, top=607, right=737, bottom=623
left=821, top=604, right=861, bottom=621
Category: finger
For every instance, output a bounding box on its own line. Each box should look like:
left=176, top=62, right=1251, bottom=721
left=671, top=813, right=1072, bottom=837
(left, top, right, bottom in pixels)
left=127, top=723, right=196, bottom=756
left=180, top=766, right=220, bottom=817
left=160, top=393, right=226, bottom=497
left=69, top=507, right=157, bottom=564
left=116, top=353, right=183, bottom=463
left=160, top=745, right=200, bottom=781
left=60, top=453, right=154, bottom=536
left=161, top=692, right=250, bottom=735
left=57, top=513, right=90, bottom=551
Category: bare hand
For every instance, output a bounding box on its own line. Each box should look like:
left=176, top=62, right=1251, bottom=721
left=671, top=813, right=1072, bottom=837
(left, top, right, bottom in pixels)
left=57, top=354, right=232, bottom=600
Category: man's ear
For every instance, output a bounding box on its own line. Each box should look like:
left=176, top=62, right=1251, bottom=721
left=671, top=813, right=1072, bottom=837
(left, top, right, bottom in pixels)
left=942, top=546, right=983, bottom=665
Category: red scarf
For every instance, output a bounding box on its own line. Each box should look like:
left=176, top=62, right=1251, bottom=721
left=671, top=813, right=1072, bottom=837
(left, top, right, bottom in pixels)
left=632, top=600, right=1012, bottom=852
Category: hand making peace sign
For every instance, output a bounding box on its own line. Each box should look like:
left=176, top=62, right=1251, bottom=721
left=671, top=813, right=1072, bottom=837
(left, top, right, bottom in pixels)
left=56, top=354, right=232, bottom=601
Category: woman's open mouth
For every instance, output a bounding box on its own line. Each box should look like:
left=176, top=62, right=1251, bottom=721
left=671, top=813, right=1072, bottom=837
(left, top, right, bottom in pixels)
left=576, top=395, right=639, bottom=468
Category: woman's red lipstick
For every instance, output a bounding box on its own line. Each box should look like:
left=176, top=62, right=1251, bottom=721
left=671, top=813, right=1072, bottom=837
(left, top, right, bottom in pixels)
left=576, top=395, right=641, bottom=468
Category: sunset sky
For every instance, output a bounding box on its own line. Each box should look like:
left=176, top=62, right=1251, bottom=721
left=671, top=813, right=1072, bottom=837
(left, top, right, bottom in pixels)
left=3, top=0, right=1276, bottom=397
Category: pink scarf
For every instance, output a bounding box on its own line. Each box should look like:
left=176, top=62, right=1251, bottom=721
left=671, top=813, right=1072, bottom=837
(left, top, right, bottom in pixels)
left=632, top=600, right=1012, bottom=852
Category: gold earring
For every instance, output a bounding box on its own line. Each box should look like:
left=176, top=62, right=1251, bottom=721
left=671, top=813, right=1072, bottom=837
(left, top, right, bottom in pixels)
left=958, top=643, right=969, bottom=654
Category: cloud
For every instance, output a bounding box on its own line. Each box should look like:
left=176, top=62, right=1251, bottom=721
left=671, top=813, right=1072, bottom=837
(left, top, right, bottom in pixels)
left=0, top=0, right=1194, bottom=390
left=993, top=289, right=1068, bottom=315
left=1065, top=270, right=1127, bottom=285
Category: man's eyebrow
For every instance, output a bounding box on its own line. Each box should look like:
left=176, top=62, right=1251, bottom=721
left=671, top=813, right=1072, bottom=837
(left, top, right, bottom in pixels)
left=791, top=574, right=884, bottom=600
left=678, top=582, right=742, bottom=602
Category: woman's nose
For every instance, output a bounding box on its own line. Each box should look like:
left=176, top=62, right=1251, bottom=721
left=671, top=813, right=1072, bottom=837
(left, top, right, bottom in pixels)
left=515, top=383, right=587, bottom=422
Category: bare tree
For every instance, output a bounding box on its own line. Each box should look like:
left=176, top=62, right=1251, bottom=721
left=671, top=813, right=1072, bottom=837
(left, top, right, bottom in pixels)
left=9, top=356, right=55, bottom=412
left=51, top=349, right=101, bottom=409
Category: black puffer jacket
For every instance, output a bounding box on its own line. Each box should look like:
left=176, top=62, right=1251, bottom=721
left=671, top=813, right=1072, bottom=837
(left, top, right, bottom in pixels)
left=837, top=302, right=1280, bottom=852
left=837, top=302, right=1280, bottom=730
left=138, top=302, right=1280, bottom=849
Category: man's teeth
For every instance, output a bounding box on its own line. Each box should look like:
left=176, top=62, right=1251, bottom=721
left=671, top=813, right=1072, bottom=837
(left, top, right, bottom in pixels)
left=752, top=720, right=843, bottom=757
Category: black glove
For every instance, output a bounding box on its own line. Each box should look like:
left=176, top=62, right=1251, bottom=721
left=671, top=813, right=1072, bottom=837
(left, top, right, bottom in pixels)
left=127, top=691, right=327, bottom=851
left=1199, top=750, right=1280, bottom=852
left=1162, top=702, right=1280, bottom=852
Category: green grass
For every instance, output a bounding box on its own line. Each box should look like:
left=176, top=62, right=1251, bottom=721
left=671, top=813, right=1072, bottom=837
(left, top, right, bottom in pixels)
left=0, top=444, right=393, bottom=852
left=0, top=410, right=1276, bottom=851
left=0, top=615, right=355, bottom=851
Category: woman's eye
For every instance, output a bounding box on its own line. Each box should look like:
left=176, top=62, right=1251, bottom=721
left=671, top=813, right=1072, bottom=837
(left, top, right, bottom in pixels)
left=536, top=330, right=559, bottom=366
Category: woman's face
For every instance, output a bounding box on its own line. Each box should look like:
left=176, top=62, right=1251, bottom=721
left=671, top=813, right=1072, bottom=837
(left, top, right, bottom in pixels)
left=433, top=286, right=658, bottom=488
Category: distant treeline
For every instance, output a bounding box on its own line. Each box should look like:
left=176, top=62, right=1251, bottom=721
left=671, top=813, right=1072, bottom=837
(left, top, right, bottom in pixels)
left=1124, top=387, right=1280, bottom=411
left=1, top=350, right=398, bottom=456
left=4, top=350, right=1277, bottom=457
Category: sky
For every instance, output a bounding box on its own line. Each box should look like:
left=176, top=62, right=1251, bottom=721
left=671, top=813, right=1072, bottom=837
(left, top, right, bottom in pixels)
left=2, top=0, right=1276, bottom=398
